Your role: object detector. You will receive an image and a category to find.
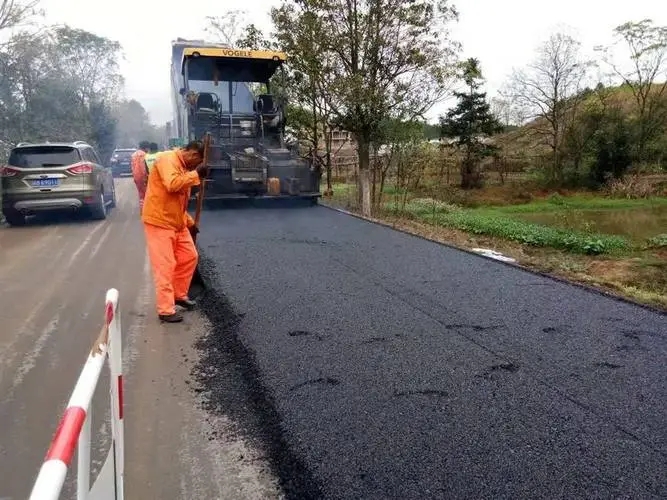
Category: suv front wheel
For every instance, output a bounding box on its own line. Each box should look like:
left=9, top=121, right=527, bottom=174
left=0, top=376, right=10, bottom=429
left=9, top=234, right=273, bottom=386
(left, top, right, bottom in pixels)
left=108, top=182, right=117, bottom=209
left=3, top=209, right=27, bottom=227
left=90, top=188, right=107, bottom=220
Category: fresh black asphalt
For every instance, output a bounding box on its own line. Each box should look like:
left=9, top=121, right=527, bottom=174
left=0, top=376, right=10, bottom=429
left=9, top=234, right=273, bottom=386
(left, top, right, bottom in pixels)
left=191, top=202, right=667, bottom=499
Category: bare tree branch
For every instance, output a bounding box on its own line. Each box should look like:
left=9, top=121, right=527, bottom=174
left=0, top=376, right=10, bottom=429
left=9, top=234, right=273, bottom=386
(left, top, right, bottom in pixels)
left=0, top=0, right=40, bottom=32
left=204, top=10, right=248, bottom=46
left=595, top=19, right=667, bottom=162
left=506, top=32, right=591, bottom=182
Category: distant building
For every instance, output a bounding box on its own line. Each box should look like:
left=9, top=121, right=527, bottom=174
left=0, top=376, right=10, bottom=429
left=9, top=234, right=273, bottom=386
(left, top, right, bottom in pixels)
left=329, top=129, right=354, bottom=152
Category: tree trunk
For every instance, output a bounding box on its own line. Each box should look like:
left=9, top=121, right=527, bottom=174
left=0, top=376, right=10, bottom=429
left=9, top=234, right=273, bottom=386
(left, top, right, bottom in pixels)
left=359, top=169, right=372, bottom=216
left=497, top=157, right=505, bottom=185
left=401, top=174, right=410, bottom=210
left=371, top=156, right=377, bottom=208
left=460, top=160, right=470, bottom=189
left=379, top=166, right=387, bottom=208
left=446, top=158, right=451, bottom=186
left=323, top=125, right=333, bottom=196
left=325, top=150, right=333, bottom=196
left=357, top=139, right=372, bottom=216
left=460, top=149, right=479, bottom=190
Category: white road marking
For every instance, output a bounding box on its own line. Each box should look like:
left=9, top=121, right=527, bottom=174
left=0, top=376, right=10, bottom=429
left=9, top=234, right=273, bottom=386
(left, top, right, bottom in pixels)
left=65, top=221, right=108, bottom=269
left=88, top=223, right=114, bottom=261
left=124, top=253, right=151, bottom=371
left=0, top=297, right=50, bottom=385
left=11, top=315, right=59, bottom=390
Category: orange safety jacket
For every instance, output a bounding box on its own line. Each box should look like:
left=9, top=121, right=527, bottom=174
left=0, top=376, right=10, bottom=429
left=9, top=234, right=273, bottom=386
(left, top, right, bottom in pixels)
left=141, top=149, right=199, bottom=231
left=130, top=149, right=148, bottom=204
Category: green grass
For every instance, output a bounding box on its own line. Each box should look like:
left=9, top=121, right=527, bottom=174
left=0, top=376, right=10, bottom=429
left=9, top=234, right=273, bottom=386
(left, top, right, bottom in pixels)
left=330, top=182, right=354, bottom=192
left=392, top=199, right=630, bottom=255
left=328, top=182, right=661, bottom=255
left=491, top=194, right=667, bottom=214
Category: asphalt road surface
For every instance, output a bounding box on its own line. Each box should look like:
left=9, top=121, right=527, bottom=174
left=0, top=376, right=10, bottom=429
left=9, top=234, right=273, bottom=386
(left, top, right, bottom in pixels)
left=195, top=202, right=667, bottom=500
left=0, top=178, right=279, bottom=499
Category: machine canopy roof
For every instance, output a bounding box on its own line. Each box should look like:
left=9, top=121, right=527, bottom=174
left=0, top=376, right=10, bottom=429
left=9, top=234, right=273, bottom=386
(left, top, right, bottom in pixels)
left=181, top=47, right=286, bottom=83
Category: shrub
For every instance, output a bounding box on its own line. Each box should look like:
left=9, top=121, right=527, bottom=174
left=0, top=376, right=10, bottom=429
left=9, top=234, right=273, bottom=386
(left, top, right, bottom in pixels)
left=605, top=175, right=658, bottom=199
left=406, top=198, right=461, bottom=214
left=647, top=234, right=667, bottom=249
left=547, top=192, right=566, bottom=205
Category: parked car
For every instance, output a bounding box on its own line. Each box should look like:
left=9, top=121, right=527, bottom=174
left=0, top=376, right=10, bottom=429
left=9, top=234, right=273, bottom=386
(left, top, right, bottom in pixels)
left=109, top=148, right=136, bottom=177
left=1, top=141, right=116, bottom=226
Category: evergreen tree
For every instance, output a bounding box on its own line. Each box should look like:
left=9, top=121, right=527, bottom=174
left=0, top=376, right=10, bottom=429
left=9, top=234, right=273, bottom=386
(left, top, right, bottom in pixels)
left=440, top=58, right=502, bottom=189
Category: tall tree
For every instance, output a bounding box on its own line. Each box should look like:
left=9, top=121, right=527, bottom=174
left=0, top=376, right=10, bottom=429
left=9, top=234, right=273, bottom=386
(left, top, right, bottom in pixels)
left=204, top=9, right=248, bottom=46
left=0, top=25, right=123, bottom=158
left=272, top=0, right=459, bottom=216
left=440, top=58, right=502, bottom=189
left=272, top=4, right=339, bottom=196
left=236, top=23, right=273, bottom=50
left=490, top=96, right=512, bottom=128
left=508, top=32, right=590, bottom=184
left=375, top=118, right=423, bottom=207
left=596, top=19, right=667, bottom=164
left=112, top=99, right=159, bottom=148
left=89, top=100, right=117, bottom=163
left=0, top=0, right=39, bottom=32
left=206, top=10, right=275, bottom=52
left=53, top=26, right=123, bottom=107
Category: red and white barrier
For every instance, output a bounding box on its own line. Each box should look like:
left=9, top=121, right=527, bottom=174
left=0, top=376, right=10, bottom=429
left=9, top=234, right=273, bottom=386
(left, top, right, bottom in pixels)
left=29, top=288, right=124, bottom=500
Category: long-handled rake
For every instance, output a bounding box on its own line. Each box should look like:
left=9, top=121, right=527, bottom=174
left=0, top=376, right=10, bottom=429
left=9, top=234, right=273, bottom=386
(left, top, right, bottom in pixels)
left=189, top=133, right=212, bottom=295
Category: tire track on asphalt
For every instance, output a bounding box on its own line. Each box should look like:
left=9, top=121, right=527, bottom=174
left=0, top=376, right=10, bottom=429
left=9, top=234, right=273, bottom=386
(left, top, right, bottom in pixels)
left=11, top=315, right=60, bottom=390
left=0, top=226, right=59, bottom=275
left=329, top=252, right=667, bottom=459
left=0, top=225, right=100, bottom=386
left=65, top=219, right=109, bottom=267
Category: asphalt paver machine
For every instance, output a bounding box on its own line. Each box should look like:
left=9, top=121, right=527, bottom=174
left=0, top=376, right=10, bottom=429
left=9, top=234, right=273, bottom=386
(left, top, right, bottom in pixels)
left=170, top=39, right=321, bottom=203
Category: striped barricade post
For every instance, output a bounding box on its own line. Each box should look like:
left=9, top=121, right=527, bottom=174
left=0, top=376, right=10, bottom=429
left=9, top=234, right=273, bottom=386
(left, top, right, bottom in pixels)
left=29, top=288, right=124, bottom=500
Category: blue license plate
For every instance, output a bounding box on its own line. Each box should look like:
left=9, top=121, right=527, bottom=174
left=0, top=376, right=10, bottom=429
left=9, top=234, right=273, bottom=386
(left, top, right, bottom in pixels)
left=31, top=178, right=59, bottom=187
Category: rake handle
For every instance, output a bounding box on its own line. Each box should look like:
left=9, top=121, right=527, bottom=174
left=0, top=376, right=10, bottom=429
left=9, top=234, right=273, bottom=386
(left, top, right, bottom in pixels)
left=193, top=133, right=212, bottom=241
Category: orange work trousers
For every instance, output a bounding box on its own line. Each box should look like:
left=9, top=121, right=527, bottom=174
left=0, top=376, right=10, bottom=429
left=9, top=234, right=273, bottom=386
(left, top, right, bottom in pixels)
left=143, top=223, right=198, bottom=315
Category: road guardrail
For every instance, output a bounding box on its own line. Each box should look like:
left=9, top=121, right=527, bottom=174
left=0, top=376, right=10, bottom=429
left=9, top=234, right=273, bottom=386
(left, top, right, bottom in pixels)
left=29, top=288, right=124, bottom=500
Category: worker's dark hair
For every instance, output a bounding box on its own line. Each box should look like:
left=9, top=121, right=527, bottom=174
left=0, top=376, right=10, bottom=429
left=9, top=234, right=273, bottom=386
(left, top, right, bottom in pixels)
left=149, top=142, right=159, bottom=153
left=182, top=140, right=205, bottom=155
left=138, top=140, right=151, bottom=150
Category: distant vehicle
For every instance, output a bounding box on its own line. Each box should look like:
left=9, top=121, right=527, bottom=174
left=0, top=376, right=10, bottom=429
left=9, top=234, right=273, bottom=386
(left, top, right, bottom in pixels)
left=109, top=148, right=136, bottom=177
left=1, top=141, right=116, bottom=226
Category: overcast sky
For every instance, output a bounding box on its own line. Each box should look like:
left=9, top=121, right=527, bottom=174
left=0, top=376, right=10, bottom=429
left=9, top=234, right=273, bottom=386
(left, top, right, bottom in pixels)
left=41, top=0, right=666, bottom=126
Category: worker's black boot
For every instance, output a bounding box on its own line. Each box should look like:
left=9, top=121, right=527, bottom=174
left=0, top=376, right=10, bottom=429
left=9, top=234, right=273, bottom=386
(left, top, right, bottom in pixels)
left=159, top=312, right=184, bottom=323
left=175, top=298, right=196, bottom=310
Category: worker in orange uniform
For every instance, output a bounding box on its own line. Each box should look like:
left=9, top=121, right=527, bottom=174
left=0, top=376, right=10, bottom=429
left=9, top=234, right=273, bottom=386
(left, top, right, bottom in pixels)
left=144, top=142, right=161, bottom=173
left=142, top=140, right=208, bottom=323
left=131, top=141, right=151, bottom=210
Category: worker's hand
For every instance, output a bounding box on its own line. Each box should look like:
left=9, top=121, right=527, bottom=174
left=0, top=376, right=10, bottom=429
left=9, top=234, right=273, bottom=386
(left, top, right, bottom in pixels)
left=195, top=163, right=208, bottom=178
left=189, top=225, right=200, bottom=238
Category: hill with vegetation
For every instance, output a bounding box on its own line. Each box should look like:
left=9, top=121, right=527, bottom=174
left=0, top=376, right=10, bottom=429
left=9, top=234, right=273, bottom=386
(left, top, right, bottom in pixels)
left=495, top=83, right=667, bottom=157
left=482, top=80, right=667, bottom=189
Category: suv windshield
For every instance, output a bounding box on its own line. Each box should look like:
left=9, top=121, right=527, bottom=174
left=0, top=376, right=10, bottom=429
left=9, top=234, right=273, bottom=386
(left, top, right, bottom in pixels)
left=8, top=146, right=81, bottom=168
